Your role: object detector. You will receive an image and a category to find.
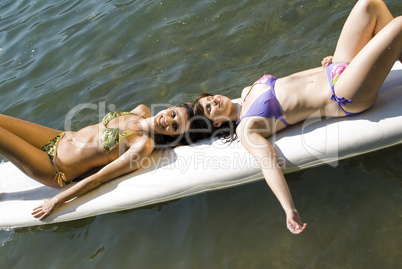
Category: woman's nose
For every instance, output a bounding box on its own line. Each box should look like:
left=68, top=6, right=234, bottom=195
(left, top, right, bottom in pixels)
left=165, top=114, right=173, bottom=124
left=211, top=97, right=218, bottom=106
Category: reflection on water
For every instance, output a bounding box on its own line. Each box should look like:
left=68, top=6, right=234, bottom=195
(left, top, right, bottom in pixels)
left=0, top=0, right=401, bottom=268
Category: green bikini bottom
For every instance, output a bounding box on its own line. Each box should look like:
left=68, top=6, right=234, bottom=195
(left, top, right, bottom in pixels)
left=41, top=132, right=70, bottom=187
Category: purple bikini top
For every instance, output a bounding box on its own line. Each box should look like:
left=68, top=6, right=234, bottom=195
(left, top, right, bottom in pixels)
left=236, top=75, right=290, bottom=126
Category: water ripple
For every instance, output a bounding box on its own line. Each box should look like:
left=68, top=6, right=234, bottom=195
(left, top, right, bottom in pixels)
left=0, top=1, right=402, bottom=267
left=58, top=0, right=85, bottom=16
left=33, top=69, right=71, bottom=88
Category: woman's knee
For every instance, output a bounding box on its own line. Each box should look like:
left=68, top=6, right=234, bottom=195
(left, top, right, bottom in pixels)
left=393, top=16, right=402, bottom=31
left=393, top=17, right=402, bottom=59
left=388, top=16, right=402, bottom=41
left=357, top=0, right=381, bottom=10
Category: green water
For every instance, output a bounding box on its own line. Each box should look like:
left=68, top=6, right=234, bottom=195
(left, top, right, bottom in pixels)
left=0, top=0, right=401, bottom=268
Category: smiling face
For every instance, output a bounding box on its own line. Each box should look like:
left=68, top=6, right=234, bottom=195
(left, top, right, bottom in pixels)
left=196, top=94, right=232, bottom=127
left=154, top=106, right=190, bottom=136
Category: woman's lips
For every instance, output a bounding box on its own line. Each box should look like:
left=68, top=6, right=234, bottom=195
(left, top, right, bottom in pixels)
left=157, top=116, right=163, bottom=128
left=158, top=115, right=167, bottom=128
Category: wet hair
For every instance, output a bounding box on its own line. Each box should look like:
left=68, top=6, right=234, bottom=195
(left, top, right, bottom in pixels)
left=154, top=102, right=216, bottom=148
left=193, top=93, right=238, bottom=143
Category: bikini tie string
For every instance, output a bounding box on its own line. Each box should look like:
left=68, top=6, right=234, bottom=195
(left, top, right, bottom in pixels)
left=330, top=94, right=352, bottom=107
left=54, top=172, right=68, bottom=187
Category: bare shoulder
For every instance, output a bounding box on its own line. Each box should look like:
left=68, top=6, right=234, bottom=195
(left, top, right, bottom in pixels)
left=130, top=104, right=151, bottom=118
left=241, top=86, right=252, bottom=101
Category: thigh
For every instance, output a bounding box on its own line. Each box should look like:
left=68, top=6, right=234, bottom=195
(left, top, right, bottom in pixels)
left=334, top=17, right=402, bottom=112
left=0, top=126, right=59, bottom=187
left=333, top=0, right=394, bottom=63
left=0, top=114, right=62, bottom=149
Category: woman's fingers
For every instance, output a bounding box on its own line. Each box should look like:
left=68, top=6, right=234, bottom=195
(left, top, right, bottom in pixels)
left=288, top=221, right=307, bottom=234
left=31, top=199, right=56, bottom=220
left=321, top=56, right=333, bottom=67
left=286, top=210, right=307, bottom=234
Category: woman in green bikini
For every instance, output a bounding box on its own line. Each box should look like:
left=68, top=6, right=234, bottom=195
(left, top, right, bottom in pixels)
left=0, top=103, right=196, bottom=220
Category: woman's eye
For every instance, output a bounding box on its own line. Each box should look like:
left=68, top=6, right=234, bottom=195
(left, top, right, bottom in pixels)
left=172, top=123, right=178, bottom=131
left=206, top=104, right=211, bottom=113
left=171, top=111, right=176, bottom=118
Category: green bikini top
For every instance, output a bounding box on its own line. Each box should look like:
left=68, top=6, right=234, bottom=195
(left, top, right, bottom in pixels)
left=101, top=111, right=143, bottom=152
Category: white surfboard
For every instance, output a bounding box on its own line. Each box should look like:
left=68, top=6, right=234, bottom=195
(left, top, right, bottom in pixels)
left=1, top=62, right=401, bottom=228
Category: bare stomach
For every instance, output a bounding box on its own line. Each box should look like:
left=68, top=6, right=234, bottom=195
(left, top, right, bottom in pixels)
left=53, top=131, right=109, bottom=180
left=275, top=71, right=345, bottom=124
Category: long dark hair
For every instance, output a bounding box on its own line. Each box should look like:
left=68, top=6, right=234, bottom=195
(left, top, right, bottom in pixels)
left=193, top=93, right=238, bottom=143
left=154, top=102, right=217, bottom=148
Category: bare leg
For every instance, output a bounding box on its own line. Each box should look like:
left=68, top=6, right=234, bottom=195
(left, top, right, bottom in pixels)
left=333, top=0, right=394, bottom=63
left=0, top=114, right=61, bottom=147
left=326, top=0, right=401, bottom=113
left=334, top=16, right=402, bottom=113
left=0, top=115, right=62, bottom=187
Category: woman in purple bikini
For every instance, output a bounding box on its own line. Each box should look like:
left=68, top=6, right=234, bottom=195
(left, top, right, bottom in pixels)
left=193, top=0, right=401, bottom=234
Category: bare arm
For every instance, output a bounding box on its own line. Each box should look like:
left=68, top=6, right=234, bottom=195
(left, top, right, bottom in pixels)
left=237, top=125, right=307, bottom=234
left=32, top=138, right=154, bottom=220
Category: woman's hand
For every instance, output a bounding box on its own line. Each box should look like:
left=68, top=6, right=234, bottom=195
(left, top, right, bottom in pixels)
left=321, top=56, right=333, bottom=68
left=31, top=198, right=60, bottom=220
left=238, top=129, right=307, bottom=235
left=286, top=208, right=307, bottom=234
